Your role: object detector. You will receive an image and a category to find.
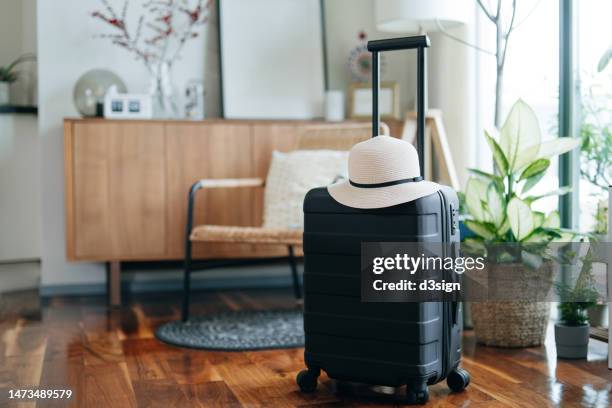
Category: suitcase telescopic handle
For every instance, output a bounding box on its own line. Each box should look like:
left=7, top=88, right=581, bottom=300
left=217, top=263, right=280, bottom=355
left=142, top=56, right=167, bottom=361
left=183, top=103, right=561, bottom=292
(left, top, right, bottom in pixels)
left=367, top=35, right=430, bottom=176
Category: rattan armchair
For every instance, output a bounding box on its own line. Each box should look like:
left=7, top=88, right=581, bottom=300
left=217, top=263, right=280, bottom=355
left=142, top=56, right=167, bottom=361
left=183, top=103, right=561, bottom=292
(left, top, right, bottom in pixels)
left=181, top=123, right=384, bottom=321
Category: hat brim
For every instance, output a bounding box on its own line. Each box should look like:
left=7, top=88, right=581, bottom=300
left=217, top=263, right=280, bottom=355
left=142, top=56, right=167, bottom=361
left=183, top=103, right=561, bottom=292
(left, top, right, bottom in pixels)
left=327, top=179, right=443, bottom=209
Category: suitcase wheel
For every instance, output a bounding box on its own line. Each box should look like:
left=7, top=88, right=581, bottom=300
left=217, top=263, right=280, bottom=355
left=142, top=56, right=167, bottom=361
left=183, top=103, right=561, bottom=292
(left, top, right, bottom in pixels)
left=447, top=367, right=470, bottom=392
left=296, top=369, right=320, bottom=393
left=406, top=384, right=429, bottom=405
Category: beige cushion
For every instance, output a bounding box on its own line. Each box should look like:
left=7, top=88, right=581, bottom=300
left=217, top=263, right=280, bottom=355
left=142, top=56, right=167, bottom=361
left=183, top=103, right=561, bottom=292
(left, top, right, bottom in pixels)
left=191, top=225, right=302, bottom=245
left=263, top=150, right=348, bottom=229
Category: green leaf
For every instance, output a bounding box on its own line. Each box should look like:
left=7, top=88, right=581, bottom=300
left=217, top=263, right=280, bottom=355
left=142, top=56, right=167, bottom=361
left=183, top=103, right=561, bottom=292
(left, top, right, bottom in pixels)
left=484, top=130, right=509, bottom=176
left=468, top=168, right=498, bottom=180
left=598, top=44, right=612, bottom=72
left=521, top=171, right=546, bottom=194
left=464, top=220, right=496, bottom=241
left=507, top=197, right=534, bottom=241
left=522, top=231, right=551, bottom=243
left=462, top=237, right=486, bottom=254
left=543, top=211, right=560, bottom=228
left=521, top=250, right=543, bottom=270
left=521, top=138, right=581, bottom=161
left=498, top=251, right=516, bottom=263
left=500, top=100, right=541, bottom=173
left=518, top=159, right=550, bottom=181
left=486, top=183, right=504, bottom=227
left=464, top=178, right=491, bottom=223
left=498, top=216, right=510, bottom=235
left=553, top=231, right=576, bottom=242
left=468, top=168, right=504, bottom=191
left=532, top=212, right=545, bottom=229
left=524, top=187, right=572, bottom=203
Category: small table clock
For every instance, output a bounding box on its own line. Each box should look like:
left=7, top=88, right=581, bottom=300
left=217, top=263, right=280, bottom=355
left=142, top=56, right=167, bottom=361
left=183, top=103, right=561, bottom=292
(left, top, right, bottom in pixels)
left=104, top=92, right=153, bottom=119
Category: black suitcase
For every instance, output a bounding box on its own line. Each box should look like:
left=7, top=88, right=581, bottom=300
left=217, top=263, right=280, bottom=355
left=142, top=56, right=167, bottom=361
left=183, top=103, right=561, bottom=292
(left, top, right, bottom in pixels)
left=297, top=35, right=470, bottom=405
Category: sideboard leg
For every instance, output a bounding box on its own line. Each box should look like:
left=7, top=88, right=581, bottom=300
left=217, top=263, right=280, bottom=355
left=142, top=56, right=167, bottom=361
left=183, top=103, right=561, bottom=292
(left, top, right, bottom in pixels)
left=106, top=261, right=121, bottom=307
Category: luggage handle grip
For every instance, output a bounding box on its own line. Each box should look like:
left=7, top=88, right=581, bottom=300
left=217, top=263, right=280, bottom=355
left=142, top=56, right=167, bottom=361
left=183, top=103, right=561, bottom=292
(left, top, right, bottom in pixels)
left=367, top=35, right=430, bottom=176
left=367, top=36, right=430, bottom=52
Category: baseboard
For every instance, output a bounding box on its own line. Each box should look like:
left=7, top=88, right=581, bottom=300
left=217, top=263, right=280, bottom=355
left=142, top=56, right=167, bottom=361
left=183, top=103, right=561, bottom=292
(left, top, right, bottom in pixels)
left=39, top=274, right=296, bottom=297
left=0, top=261, right=40, bottom=293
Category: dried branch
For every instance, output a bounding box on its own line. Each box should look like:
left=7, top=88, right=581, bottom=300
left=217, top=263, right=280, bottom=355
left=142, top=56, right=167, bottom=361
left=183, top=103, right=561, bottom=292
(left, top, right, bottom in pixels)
left=435, top=19, right=496, bottom=56
left=500, top=0, right=517, bottom=68
left=477, top=0, right=497, bottom=22
left=92, top=0, right=210, bottom=69
left=512, top=0, right=543, bottom=31
left=504, top=0, right=517, bottom=39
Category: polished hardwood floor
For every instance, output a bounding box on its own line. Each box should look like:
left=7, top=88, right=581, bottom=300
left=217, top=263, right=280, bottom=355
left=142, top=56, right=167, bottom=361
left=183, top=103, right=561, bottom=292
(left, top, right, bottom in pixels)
left=0, top=288, right=610, bottom=407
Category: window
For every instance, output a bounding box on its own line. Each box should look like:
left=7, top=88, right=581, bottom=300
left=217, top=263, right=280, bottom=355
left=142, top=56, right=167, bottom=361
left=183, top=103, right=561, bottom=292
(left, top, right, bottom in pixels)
left=575, top=0, right=611, bottom=233
left=476, top=1, right=560, bottom=214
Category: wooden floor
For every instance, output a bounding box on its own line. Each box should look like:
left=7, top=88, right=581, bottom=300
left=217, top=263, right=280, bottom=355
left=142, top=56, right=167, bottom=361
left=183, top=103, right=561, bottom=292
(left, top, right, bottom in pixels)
left=0, top=288, right=610, bottom=407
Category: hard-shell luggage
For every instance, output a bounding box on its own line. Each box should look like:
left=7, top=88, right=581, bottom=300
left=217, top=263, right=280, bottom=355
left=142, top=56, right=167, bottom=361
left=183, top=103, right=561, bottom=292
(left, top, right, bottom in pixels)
left=297, top=35, right=470, bottom=404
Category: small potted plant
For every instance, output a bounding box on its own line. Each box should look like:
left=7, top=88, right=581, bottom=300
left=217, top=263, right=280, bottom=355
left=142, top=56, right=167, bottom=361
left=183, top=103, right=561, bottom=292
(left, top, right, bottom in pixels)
left=555, top=283, right=598, bottom=359
left=463, top=99, right=580, bottom=347
left=0, top=54, right=35, bottom=105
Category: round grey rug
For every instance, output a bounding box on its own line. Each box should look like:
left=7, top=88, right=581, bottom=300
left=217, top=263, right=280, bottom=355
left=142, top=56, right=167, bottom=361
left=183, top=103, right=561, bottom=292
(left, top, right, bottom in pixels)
left=155, top=309, right=304, bottom=351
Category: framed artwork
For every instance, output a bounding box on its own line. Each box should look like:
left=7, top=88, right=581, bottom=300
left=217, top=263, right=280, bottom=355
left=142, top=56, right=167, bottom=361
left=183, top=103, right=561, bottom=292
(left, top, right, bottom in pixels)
left=218, top=0, right=325, bottom=119
left=348, top=81, right=400, bottom=120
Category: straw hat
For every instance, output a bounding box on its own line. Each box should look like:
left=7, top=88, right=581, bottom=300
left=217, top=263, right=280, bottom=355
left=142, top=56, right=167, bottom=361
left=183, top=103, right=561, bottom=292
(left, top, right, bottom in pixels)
left=328, top=135, right=442, bottom=209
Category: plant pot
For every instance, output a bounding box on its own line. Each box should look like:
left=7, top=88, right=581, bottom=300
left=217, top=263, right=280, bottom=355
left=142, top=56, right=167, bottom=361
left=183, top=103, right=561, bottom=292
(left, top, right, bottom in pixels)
left=0, top=81, right=9, bottom=105
left=470, top=262, right=553, bottom=347
left=587, top=304, right=608, bottom=328
left=554, top=323, right=589, bottom=359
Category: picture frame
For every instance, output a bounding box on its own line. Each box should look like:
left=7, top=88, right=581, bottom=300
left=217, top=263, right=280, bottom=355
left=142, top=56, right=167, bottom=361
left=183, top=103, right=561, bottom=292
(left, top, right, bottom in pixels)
left=218, top=0, right=325, bottom=119
left=348, top=81, right=400, bottom=119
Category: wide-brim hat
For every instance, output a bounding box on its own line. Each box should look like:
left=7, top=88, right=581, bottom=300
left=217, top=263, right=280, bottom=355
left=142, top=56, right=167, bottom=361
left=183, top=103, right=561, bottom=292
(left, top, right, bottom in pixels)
left=328, top=135, right=442, bottom=209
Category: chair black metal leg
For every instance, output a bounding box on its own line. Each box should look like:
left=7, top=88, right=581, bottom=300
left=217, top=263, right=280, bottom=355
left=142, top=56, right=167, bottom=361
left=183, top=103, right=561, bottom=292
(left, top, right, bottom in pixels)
left=181, top=269, right=191, bottom=322
left=288, top=245, right=302, bottom=299
left=182, top=240, right=193, bottom=322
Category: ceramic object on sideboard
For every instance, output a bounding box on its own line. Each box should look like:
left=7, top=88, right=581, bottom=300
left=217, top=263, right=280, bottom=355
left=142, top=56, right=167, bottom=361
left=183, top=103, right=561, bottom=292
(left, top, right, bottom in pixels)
left=325, top=90, right=345, bottom=122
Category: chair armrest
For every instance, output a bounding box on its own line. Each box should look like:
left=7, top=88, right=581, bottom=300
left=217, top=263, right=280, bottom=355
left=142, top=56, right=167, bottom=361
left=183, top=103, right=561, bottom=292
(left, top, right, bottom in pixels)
left=194, top=178, right=265, bottom=189
left=184, top=178, right=264, bottom=259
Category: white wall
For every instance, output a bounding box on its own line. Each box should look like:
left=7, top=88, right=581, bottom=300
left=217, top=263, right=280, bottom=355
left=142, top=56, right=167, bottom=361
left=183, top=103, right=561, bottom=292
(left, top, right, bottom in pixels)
left=37, top=0, right=208, bottom=287
left=325, top=0, right=478, bottom=185
left=324, top=0, right=416, bottom=117
left=428, top=24, right=478, bottom=185
left=0, top=0, right=23, bottom=65
left=0, top=0, right=40, bottom=265
left=0, top=115, right=41, bottom=261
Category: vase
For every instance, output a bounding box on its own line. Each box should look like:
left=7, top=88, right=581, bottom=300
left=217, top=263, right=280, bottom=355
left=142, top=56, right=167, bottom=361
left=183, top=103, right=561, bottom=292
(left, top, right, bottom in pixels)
left=149, top=62, right=179, bottom=119
left=470, top=262, right=553, bottom=347
left=0, top=81, right=9, bottom=105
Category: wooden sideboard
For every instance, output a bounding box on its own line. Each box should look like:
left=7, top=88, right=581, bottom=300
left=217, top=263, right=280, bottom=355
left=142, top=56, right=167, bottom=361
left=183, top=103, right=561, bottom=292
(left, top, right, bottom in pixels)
left=64, top=118, right=403, bottom=265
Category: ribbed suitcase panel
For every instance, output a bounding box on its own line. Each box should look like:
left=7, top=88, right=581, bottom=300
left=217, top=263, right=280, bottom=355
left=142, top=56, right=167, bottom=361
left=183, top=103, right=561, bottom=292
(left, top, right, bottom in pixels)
left=302, top=187, right=461, bottom=385
left=304, top=313, right=440, bottom=343
left=305, top=293, right=440, bottom=321
left=306, top=334, right=438, bottom=366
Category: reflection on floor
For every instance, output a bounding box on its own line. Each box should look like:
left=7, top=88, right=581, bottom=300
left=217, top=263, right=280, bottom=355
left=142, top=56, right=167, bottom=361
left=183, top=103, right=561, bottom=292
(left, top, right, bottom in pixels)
left=0, top=288, right=610, bottom=407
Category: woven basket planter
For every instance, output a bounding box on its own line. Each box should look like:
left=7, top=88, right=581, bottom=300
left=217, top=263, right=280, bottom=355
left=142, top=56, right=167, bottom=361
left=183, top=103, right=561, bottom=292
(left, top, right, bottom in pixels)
left=470, top=262, right=553, bottom=348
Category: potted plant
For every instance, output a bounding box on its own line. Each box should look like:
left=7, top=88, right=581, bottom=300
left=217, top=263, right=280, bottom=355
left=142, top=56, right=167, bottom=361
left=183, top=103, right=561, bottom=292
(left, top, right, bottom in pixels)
left=463, top=99, right=580, bottom=347
left=555, top=282, right=598, bottom=359
left=0, top=54, right=35, bottom=105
